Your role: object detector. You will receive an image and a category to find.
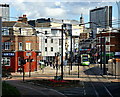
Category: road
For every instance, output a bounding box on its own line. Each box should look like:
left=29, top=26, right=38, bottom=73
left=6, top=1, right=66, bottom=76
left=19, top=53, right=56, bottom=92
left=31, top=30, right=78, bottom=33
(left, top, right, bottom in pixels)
left=58, top=66, right=120, bottom=97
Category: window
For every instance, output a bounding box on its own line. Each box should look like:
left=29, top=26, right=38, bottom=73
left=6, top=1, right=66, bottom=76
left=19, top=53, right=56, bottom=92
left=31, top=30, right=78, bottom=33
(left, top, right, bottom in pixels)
left=19, top=42, right=22, bottom=50
left=106, top=37, right=110, bottom=42
left=4, top=42, right=11, bottom=50
left=45, top=39, right=47, bottom=43
left=26, top=43, right=31, bottom=50
left=2, top=28, right=9, bottom=35
left=59, top=39, right=61, bottom=46
left=1, top=57, right=10, bottom=66
left=2, top=42, right=4, bottom=50
left=106, top=45, right=110, bottom=51
left=18, top=57, right=21, bottom=66
left=45, top=31, right=47, bottom=34
left=45, top=47, right=47, bottom=52
left=51, top=39, right=53, bottom=43
left=51, top=47, right=53, bottom=51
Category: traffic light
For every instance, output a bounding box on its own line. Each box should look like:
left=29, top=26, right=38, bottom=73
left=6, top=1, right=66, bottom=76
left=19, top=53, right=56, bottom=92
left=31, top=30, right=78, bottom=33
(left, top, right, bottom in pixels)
left=89, top=31, right=93, bottom=38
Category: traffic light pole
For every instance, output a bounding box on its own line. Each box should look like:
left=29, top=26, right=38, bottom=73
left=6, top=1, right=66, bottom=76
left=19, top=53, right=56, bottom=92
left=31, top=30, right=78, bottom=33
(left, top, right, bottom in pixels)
left=100, top=32, right=103, bottom=70
left=103, top=37, right=107, bottom=75
left=61, top=24, right=64, bottom=80
left=22, top=64, right=25, bottom=81
left=29, top=56, right=31, bottom=77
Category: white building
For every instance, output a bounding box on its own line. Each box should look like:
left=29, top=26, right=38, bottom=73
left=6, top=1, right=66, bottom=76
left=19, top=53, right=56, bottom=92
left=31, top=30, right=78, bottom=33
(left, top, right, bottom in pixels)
left=28, top=18, right=81, bottom=62
left=0, top=4, right=9, bottom=21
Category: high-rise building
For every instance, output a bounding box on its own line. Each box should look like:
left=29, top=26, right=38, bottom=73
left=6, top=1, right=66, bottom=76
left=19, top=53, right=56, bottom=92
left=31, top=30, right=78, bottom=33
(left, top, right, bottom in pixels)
left=90, top=6, right=112, bottom=38
left=116, top=1, right=120, bottom=28
left=0, top=4, right=9, bottom=21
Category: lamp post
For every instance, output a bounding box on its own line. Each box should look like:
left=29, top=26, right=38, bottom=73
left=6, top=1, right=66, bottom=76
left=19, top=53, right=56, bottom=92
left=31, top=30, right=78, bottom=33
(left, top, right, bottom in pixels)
left=0, top=17, right=2, bottom=97
left=61, top=24, right=64, bottom=80
left=29, top=55, right=31, bottom=77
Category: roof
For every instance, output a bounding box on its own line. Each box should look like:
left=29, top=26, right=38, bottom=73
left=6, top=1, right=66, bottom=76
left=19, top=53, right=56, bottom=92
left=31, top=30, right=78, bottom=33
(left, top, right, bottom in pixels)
left=2, top=21, right=16, bottom=27
left=2, top=21, right=33, bottom=28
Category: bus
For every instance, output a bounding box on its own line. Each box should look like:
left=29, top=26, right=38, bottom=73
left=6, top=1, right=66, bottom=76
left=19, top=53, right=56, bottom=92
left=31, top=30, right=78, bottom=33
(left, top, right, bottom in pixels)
left=81, top=54, right=90, bottom=66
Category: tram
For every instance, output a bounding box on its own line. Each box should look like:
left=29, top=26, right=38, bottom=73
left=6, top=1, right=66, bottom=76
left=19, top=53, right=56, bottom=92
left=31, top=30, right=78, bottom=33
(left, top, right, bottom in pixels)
left=81, top=54, right=90, bottom=66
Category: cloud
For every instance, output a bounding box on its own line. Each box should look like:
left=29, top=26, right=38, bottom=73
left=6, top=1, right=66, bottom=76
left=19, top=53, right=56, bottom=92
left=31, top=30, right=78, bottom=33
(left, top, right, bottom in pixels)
left=0, top=0, right=116, bottom=21
left=0, top=0, right=119, bottom=2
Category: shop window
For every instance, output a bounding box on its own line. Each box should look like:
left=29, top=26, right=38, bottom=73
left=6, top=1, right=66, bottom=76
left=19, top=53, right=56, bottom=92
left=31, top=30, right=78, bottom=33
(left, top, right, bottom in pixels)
left=1, top=57, right=10, bottom=66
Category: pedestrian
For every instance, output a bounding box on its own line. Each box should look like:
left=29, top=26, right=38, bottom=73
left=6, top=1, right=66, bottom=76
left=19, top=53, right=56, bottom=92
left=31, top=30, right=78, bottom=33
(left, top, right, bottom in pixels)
left=50, top=61, right=52, bottom=67
left=63, top=60, right=67, bottom=71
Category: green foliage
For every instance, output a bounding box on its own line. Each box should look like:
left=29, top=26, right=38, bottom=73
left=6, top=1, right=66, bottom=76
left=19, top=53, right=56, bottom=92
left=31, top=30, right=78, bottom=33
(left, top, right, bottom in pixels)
left=2, top=81, right=21, bottom=96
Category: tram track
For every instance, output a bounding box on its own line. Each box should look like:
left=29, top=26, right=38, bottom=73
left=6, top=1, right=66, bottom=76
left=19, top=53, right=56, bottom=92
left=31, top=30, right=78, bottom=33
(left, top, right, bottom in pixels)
left=82, top=65, right=114, bottom=97
left=82, top=66, right=99, bottom=97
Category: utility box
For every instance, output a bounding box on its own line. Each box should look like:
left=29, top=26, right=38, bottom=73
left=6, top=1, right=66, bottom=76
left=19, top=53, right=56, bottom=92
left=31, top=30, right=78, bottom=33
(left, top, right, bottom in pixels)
left=108, top=59, right=113, bottom=75
left=116, top=59, right=120, bottom=76
left=108, top=58, right=120, bottom=78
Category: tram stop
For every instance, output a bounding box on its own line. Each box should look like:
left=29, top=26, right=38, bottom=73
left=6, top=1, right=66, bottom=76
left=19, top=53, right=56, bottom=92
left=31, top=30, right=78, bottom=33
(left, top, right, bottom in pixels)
left=108, top=58, right=120, bottom=79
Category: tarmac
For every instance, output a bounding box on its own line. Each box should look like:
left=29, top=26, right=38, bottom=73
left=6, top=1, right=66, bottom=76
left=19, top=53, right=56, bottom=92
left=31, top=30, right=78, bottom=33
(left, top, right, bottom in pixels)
left=2, top=64, right=120, bottom=97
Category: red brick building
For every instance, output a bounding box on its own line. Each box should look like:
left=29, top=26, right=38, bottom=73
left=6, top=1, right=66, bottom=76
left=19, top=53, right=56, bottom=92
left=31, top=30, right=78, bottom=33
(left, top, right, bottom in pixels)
left=96, top=32, right=120, bottom=61
left=2, top=21, right=39, bottom=72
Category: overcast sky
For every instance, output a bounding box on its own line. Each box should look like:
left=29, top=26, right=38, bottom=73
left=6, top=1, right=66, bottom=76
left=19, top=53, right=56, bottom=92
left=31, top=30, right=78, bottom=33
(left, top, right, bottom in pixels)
left=0, top=0, right=119, bottom=26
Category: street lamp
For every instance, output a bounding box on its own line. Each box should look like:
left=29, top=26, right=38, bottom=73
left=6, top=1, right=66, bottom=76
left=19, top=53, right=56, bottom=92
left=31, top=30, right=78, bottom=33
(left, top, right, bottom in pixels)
left=0, top=17, right=2, bottom=97
left=61, top=24, right=64, bottom=80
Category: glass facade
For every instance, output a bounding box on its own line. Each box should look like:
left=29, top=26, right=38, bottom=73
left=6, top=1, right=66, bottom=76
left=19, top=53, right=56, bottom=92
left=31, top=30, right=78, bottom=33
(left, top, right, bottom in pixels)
left=90, top=6, right=112, bottom=38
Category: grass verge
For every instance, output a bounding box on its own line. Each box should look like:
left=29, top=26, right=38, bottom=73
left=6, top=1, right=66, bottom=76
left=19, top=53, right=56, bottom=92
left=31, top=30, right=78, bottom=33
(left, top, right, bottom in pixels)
left=2, top=81, right=21, bottom=97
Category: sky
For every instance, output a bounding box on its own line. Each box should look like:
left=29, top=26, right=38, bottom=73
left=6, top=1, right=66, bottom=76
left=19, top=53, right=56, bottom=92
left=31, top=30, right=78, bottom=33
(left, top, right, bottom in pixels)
left=0, top=0, right=120, bottom=27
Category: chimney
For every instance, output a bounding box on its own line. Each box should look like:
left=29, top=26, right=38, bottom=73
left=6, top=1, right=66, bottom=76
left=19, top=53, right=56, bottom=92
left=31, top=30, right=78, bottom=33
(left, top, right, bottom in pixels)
left=80, top=13, right=84, bottom=24
left=18, top=14, right=28, bottom=23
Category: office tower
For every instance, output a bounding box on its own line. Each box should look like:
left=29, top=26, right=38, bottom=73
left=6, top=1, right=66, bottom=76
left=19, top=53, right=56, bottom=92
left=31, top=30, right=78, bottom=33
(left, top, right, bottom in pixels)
left=116, top=1, right=120, bottom=28
left=0, top=4, right=9, bottom=21
left=90, top=6, right=112, bottom=38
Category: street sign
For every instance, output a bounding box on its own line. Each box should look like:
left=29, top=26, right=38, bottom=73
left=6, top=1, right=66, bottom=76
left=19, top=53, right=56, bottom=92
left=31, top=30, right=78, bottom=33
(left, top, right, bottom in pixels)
left=26, top=52, right=31, bottom=56
left=2, top=52, right=15, bottom=56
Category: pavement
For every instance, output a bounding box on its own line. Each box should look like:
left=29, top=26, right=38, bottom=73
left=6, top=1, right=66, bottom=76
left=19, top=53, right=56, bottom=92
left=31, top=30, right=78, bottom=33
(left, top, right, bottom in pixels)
left=2, top=64, right=120, bottom=97
left=11, top=64, right=120, bottom=82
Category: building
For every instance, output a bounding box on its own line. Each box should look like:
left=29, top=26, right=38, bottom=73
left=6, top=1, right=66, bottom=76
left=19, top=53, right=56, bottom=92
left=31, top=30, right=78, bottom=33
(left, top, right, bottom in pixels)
left=28, top=18, right=81, bottom=63
left=96, top=29, right=120, bottom=63
left=0, top=4, right=9, bottom=21
left=90, top=6, right=112, bottom=38
left=2, top=21, right=39, bottom=72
